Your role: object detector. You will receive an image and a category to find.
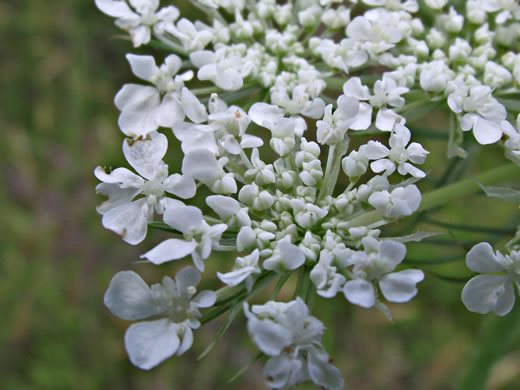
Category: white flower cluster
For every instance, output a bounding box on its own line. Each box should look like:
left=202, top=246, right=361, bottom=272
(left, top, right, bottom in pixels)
left=96, top=0, right=520, bottom=387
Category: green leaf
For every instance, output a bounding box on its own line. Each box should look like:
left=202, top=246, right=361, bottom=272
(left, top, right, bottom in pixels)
left=385, top=231, right=444, bottom=243
left=478, top=182, right=520, bottom=202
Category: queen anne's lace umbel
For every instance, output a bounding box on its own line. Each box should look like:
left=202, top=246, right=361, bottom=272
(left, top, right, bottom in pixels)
left=95, top=0, right=520, bottom=388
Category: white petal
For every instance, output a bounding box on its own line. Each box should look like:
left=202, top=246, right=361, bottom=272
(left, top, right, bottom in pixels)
left=94, top=166, right=144, bottom=188
left=248, top=103, right=285, bottom=129
left=217, top=267, right=256, bottom=287
left=181, top=87, right=208, bottom=123
left=240, top=134, right=263, bottom=148
left=122, top=131, right=168, bottom=180
left=104, top=271, right=161, bottom=321
left=380, top=269, right=424, bottom=303
left=264, top=355, right=301, bottom=389
left=337, top=95, right=360, bottom=119
left=278, top=239, right=306, bottom=270
left=163, top=174, right=196, bottom=199
left=343, top=77, right=371, bottom=100
left=182, top=149, right=219, bottom=185
left=206, top=195, right=240, bottom=218
left=156, top=93, right=185, bottom=128
left=115, top=84, right=156, bottom=111
left=95, top=0, right=135, bottom=18
left=466, top=242, right=504, bottom=273
left=344, top=279, right=375, bottom=308
left=379, top=240, right=407, bottom=270
left=164, top=54, right=182, bottom=76
left=163, top=203, right=203, bottom=232
left=176, top=325, right=193, bottom=355
left=175, top=266, right=200, bottom=291
left=473, top=117, right=503, bottom=145
left=461, top=275, right=514, bottom=316
left=142, top=239, right=197, bottom=264
left=95, top=183, right=141, bottom=215
left=307, top=348, right=344, bottom=390
left=130, top=25, right=151, bottom=47
left=124, top=319, right=180, bottom=370
left=192, top=290, right=217, bottom=308
left=189, top=50, right=216, bottom=68
left=118, top=90, right=160, bottom=137
left=349, top=102, right=372, bottom=130
left=126, top=54, right=158, bottom=82
left=362, top=141, right=389, bottom=159
left=102, top=198, right=149, bottom=245
left=375, top=108, right=400, bottom=131
left=247, top=319, right=292, bottom=355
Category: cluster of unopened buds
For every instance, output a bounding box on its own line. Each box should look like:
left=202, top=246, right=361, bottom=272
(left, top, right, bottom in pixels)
left=95, top=0, right=520, bottom=388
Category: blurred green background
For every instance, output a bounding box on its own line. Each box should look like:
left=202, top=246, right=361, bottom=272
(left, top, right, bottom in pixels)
left=1, top=1, right=520, bottom=389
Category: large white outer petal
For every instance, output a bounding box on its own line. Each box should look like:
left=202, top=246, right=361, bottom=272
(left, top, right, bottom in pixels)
left=344, top=279, right=375, bottom=308
left=102, top=198, right=149, bottom=245
left=379, top=269, right=424, bottom=303
left=124, top=319, right=180, bottom=370
left=95, top=0, right=136, bottom=18
left=247, top=318, right=292, bottom=356
left=163, top=203, right=203, bottom=233
left=122, top=131, right=168, bottom=180
left=466, top=242, right=504, bottom=273
left=104, top=271, right=160, bottom=320
left=307, top=348, right=344, bottom=390
left=142, top=238, right=197, bottom=264
left=126, top=54, right=158, bottom=82
left=461, top=275, right=514, bottom=316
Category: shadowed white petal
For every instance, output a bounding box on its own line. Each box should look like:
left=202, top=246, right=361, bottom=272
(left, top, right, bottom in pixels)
left=461, top=275, right=514, bottom=316
left=95, top=183, right=141, bottom=215
left=157, top=93, right=185, bottom=128
left=94, top=166, right=144, bottom=188
left=95, top=0, right=136, bottom=18
left=344, top=279, right=375, bottom=308
left=217, top=267, right=257, bottom=287
left=182, top=149, right=220, bottom=185
left=104, top=271, right=161, bottom=320
left=142, top=239, right=197, bottom=264
left=122, top=131, right=168, bottom=179
left=380, top=269, right=424, bottom=303
left=176, top=325, right=193, bottom=356
left=175, top=266, right=200, bottom=292
left=247, top=319, right=292, bottom=356
left=181, top=88, right=208, bottom=123
left=117, top=88, right=160, bottom=137
left=379, top=240, right=407, bottom=270
left=163, top=174, right=196, bottom=199
left=466, top=242, right=504, bottom=273
left=264, top=355, right=302, bottom=389
left=164, top=54, right=182, bottom=76
left=126, top=54, right=158, bottom=82
left=124, top=319, right=180, bottom=370
left=249, top=103, right=285, bottom=130
left=163, top=204, right=203, bottom=232
left=102, top=198, right=149, bottom=245
left=192, top=291, right=216, bottom=308
left=206, top=195, right=240, bottom=218
left=307, top=348, right=344, bottom=390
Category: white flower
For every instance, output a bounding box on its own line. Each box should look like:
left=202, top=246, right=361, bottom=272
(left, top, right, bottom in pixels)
left=365, top=123, right=429, bottom=178
left=217, top=249, right=261, bottom=290
left=462, top=242, right=520, bottom=316
left=141, top=202, right=227, bottom=271
left=104, top=267, right=216, bottom=369
left=501, top=115, right=520, bottom=163
left=165, top=18, right=213, bottom=52
left=115, top=54, right=207, bottom=137
left=368, top=184, right=422, bottom=218
left=245, top=298, right=344, bottom=390
left=206, top=195, right=251, bottom=228
left=448, top=84, right=507, bottom=145
left=95, top=132, right=196, bottom=245
left=310, top=250, right=347, bottom=298
left=420, top=60, right=453, bottom=93
left=343, top=239, right=424, bottom=308
left=483, top=61, right=513, bottom=88
left=95, top=0, right=179, bottom=47
left=190, top=46, right=246, bottom=90
left=263, top=237, right=306, bottom=272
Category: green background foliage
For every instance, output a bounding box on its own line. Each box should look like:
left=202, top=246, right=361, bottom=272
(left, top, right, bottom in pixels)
left=1, top=1, right=519, bottom=389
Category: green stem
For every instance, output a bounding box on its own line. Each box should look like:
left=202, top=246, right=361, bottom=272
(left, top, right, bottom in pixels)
left=345, top=163, right=520, bottom=229
left=318, top=140, right=348, bottom=201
